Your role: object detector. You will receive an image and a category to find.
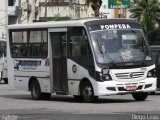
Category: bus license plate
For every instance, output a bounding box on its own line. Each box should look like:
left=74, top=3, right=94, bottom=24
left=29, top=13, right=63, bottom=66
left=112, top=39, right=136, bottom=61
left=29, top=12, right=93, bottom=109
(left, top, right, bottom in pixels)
left=126, top=86, right=137, bottom=91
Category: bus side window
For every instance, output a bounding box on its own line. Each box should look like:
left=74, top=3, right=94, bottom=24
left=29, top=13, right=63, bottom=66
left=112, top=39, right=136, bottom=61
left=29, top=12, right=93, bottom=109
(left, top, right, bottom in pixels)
left=68, top=27, right=89, bottom=57
left=69, top=36, right=81, bottom=56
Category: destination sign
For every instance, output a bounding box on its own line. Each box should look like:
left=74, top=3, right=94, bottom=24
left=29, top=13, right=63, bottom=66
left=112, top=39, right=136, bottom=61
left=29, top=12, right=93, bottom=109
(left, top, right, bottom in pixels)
left=100, top=24, right=131, bottom=30
left=84, top=19, right=141, bottom=31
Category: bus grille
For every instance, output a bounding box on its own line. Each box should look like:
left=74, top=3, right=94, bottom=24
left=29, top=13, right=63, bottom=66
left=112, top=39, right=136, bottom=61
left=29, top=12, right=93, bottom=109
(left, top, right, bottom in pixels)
left=115, top=72, right=145, bottom=79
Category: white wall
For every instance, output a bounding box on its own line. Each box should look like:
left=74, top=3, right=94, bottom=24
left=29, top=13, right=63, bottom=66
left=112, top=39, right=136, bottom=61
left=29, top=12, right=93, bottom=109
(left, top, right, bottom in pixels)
left=0, top=0, right=7, bottom=40
left=79, top=0, right=94, bottom=18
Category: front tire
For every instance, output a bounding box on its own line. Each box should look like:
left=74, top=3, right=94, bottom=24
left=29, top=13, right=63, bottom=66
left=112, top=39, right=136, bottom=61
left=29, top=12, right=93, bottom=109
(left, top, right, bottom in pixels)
left=80, top=81, right=98, bottom=103
left=132, top=92, right=148, bottom=101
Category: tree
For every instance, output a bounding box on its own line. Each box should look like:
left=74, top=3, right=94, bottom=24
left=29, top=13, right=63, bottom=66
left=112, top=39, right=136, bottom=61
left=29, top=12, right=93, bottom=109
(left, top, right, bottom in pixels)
left=129, top=0, right=160, bottom=44
left=85, top=0, right=102, bottom=17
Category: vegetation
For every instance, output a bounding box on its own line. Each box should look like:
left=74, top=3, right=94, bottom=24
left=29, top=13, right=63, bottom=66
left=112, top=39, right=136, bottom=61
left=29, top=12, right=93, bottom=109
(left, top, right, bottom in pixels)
left=129, top=0, right=160, bottom=44
left=39, top=16, right=71, bottom=21
left=85, top=0, right=102, bottom=17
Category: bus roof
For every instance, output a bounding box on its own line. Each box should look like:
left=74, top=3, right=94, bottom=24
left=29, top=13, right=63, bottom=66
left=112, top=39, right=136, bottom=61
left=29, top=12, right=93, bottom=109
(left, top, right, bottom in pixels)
left=7, top=18, right=140, bottom=30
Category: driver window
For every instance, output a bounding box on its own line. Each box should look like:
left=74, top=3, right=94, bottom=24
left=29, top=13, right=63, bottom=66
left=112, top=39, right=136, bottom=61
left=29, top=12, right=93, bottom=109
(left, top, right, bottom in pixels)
left=68, top=27, right=90, bottom=57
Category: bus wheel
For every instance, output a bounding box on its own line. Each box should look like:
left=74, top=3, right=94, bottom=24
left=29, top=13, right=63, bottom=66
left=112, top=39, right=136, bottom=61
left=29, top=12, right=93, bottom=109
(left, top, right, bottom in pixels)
left=80, top=81, right=98, bottom=103
left=132, top=92, right=148, bottom=101
left=30, top=80, right=42, bottom=100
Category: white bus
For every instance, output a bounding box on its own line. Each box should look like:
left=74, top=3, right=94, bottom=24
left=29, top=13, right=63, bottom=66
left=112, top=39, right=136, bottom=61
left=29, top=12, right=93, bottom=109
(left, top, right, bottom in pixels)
left=0, top=39, right=7, bottom=84
left=7, top=19, right=156, bottom=102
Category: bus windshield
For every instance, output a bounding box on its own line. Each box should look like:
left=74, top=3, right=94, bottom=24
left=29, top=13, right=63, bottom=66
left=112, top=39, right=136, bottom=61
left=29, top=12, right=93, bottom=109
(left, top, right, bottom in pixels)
left=90, top=29, right=152, bottom=65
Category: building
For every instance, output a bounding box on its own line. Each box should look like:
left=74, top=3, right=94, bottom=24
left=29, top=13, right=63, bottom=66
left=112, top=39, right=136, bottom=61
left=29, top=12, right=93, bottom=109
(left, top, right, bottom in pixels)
left=8, top=0, right=19, bottom=25
left=79, top=0, right=94, bottom=18
left=100, top=0, right=114, bottom=18
left=9, top=0, right=94, bottom=23
left=100, top=0, right=131, bottom=19
left=0, top=0, right=7, bottom=41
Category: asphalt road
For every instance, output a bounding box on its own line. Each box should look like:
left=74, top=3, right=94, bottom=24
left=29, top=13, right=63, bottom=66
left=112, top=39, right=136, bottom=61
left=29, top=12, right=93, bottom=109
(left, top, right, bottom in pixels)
left=0, top=84, right=160, bottom=120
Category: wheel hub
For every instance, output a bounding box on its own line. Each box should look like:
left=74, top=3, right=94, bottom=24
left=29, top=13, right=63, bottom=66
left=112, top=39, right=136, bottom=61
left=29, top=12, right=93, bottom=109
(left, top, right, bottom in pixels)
left=83, top=87, right=92, bottom=96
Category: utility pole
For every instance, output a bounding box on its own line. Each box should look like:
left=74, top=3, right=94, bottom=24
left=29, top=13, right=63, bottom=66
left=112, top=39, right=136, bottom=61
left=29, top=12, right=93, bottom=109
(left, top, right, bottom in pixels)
left=18, top=0, right=21, bottom=23
left=45, top=0, right=48, bottom=21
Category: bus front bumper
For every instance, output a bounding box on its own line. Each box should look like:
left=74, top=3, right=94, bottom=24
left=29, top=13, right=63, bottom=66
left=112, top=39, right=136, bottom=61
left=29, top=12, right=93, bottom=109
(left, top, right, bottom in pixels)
left=94, top=78, right=157, bottom=96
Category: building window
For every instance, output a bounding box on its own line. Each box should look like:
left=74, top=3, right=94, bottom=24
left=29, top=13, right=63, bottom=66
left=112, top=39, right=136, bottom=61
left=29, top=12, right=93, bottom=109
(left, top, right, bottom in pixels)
left=8, top=0, right=15, bottom=6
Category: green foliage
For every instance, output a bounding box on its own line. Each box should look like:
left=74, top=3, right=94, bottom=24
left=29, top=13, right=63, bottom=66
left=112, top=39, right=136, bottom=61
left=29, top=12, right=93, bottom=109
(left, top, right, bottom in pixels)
left=129, top=0, right=160, bottom=45
left=39, top=16, right=71, bottom=21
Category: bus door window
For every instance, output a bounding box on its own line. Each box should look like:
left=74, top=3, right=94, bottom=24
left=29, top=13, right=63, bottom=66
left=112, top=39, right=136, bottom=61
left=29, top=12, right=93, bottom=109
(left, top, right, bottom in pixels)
left=51, top=33, right=61, bottom=58
left=51, top=32, right=67, bottom=57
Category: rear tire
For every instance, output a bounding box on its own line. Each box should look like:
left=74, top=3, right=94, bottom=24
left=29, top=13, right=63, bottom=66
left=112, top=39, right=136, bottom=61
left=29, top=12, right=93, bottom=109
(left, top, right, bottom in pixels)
left=30, top=80, right=42, bottom=100
left=132, top=92, right=148, bottom=101
left=80, top=81, right=98, bottom=103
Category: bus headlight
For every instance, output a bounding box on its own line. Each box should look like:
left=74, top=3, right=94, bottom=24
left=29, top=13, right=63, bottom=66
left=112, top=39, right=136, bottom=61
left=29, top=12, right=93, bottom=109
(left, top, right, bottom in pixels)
left=100, top=73, right=112, bottom=81
left=147, top=69, right=156, bottom=77
left=100, top=68, right=112, bottom=81
left=95, top=70, right=112, bottom=82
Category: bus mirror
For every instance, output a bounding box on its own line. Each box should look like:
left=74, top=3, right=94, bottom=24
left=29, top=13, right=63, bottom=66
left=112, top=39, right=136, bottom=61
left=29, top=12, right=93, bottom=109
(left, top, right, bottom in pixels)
left=101, top=68, right=109, bottom=75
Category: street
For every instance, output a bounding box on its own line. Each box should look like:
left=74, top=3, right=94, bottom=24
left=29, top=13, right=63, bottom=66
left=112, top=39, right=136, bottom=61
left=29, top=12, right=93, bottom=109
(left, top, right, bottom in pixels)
left=0, top=84, right=160, bottom=120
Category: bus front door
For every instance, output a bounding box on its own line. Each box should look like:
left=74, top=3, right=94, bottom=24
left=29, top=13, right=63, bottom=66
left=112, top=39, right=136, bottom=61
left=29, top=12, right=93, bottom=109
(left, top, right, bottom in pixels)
left=50, top=30, right=68, bottom=93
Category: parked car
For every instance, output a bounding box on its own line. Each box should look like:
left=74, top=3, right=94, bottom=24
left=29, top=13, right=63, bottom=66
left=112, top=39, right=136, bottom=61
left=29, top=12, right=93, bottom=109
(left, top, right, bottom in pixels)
left=150, top=45, right=160, bottom=90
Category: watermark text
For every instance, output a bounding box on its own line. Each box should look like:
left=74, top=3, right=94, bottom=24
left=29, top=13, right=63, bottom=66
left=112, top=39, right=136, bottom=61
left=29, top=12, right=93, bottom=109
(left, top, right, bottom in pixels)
left=132, top=114, right=160, bottom=120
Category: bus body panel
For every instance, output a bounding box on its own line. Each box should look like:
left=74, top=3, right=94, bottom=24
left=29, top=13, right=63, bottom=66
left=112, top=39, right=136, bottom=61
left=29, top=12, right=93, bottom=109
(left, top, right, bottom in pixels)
left=12, top=58, right=51, bottom=93
left=67, top=59, right=91, bottom=95
left=93, top=78, right=156, bottom=96
left=92, top=64, right=156, bottom=96
left=67, top=59, right=156, bottom=96
left=14, top=77, right=51, bottom=93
